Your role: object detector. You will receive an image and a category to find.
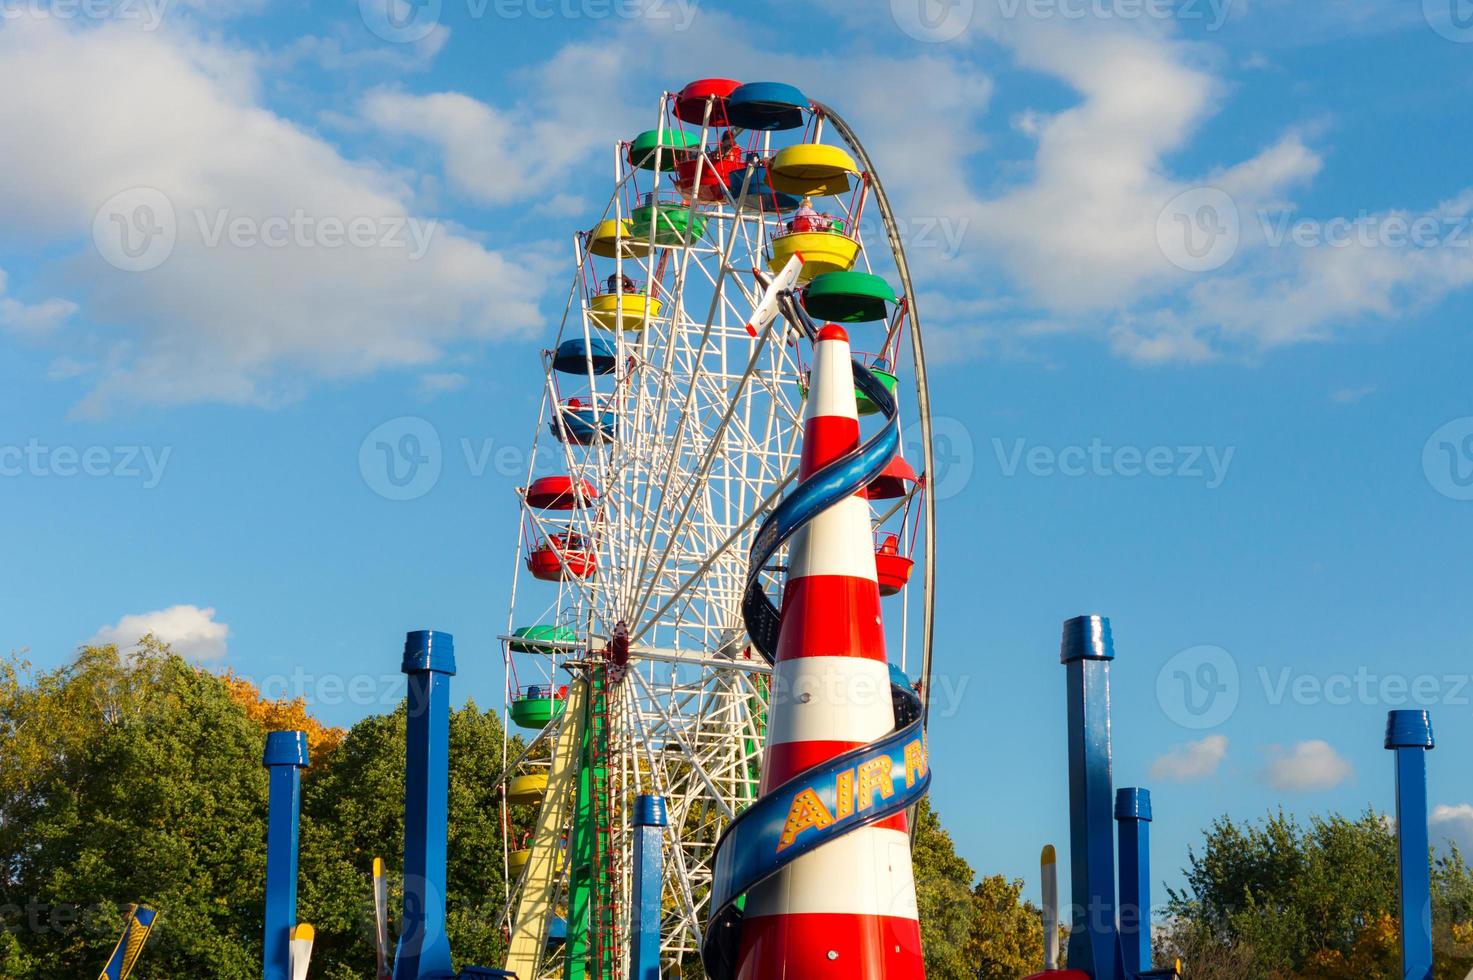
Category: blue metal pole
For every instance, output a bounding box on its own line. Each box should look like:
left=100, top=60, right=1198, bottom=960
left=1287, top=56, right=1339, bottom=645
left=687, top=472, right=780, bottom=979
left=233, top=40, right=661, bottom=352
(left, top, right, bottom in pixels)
left=630, top=794, right=668, bottom=980
left=394, top=630, right=457, bottom=980
left=1061, top=614, right=1119, bottom=980
left=263, top=730, right=310, bottom=980
left=1116, top=788, right=1152, bottom=979
left=1386, top=710, right=1435, bottom=980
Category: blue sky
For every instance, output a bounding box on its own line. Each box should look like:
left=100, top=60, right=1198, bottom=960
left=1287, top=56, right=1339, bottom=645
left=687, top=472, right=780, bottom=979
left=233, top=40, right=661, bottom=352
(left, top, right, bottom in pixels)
left=3, top=0, right=1473, bottom=920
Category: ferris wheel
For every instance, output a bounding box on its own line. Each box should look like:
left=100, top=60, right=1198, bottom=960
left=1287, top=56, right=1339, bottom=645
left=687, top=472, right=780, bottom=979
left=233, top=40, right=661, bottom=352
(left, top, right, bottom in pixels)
left=497, top=79, right=937, bottom=980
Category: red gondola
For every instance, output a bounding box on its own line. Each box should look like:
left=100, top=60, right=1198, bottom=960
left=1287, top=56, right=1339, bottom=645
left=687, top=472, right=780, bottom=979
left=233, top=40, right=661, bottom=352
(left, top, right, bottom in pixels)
left=874, top=533, right=915, bottom=597
left=527, top=534, right=597, bottom=581
left=525, top=476, right=598, bottom=510
left=675, top=142, right=746, bottom=203
left=863, top=454, right=919, bottom=500
left=673, top=78, right=742, bottom=126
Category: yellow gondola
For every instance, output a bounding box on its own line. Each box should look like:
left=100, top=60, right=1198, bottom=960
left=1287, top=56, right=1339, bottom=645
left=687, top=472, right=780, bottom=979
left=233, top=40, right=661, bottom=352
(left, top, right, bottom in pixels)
left=588, top=292, right=662, bottom=331
left=509, top=847, right=564, bottom=878
left=769, top=143, right=859, bottom=197
left=768, top=231, right=861, bottom=282
left=507, top=773, right=549, bottom=805
left=587, top=218, right=651, bottom=259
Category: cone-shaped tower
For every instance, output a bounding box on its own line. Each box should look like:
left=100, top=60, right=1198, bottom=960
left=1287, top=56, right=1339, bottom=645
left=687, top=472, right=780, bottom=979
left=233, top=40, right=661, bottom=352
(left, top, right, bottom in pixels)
left=734, top=323, right=925, bottom=979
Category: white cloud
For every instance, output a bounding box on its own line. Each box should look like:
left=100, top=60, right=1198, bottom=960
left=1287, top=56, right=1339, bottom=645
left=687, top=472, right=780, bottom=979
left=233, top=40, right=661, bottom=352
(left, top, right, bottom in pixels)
left=1331, top=384, right=1378, bottom=404
left=274, top=25, right=449, bottom=74
left=1161, top=190, right=1473, bottom=357
left=1108, top=312, right=1218, bottom=365
left=416, top=371, right=467, bottom=397
left=0, top=268, right=76, bottom=335
left=0, top=17, right=544, bottom=414
left=45, top=356, right=92, bottom=380
left=361, top=35, right=646, bottom=207
left=958, top=24, right=1473, bottom=363
left=363, top=90, right=542, bottom=206
left=90, top=604, right=229, bottom=663
left=1150, top=735, right=1228, bottom=782
left=803, top=6, right=1473, bottom=364
left=1432, top=804, right=1473, bottom=855
left=966, top=29, right=1320, bottom=312
left=1262, top=740, right=1353, bottom=792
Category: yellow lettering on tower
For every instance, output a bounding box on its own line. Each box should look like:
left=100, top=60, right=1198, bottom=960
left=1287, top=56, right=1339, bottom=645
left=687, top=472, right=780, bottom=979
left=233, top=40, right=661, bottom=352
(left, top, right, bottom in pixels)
left=904, top=738, right=928, bottom=787
left=776, top=788, right=835, bottom=853
left=855, top=756, right=895, bottom=811
left=834, top=768, right=855, bottom=819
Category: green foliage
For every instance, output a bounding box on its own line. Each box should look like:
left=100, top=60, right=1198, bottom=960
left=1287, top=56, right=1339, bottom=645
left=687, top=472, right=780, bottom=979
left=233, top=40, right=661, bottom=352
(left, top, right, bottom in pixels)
left=1163, top=809, right=1473, bottom=979
left=0, top=929, right=35, bottom=975
left=0, top=642, right=518, bottom=979
left=912, top=799, right=1043, bottom=979
left=0, top=641, right=269, bottom=978
left=1154, top=915, right=1260, bottom=980
left=913, top=798, right=980, bottom=979
left=969, top=874, right=1045, bottom=979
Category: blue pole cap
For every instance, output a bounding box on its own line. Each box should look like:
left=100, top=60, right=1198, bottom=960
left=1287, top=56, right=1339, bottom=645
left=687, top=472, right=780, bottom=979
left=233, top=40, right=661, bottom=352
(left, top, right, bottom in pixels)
left=1061, top=615, right=1115, bottom=663
left=1385, top=709, right=1435, bottom=750
left=263, top=729, right=310, bottom=769
left=635, top=794, right=668, bottom=828
left=1115, top=787, right=1152, bottom=822
left=402, top=629, right=457, bottom=676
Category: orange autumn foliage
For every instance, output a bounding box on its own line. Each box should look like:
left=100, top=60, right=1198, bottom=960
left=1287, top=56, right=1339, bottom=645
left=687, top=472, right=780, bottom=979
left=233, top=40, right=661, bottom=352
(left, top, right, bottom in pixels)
left=1302, top=912, right=1399, bottom=979
left=219, top=671, right=346, bottom=760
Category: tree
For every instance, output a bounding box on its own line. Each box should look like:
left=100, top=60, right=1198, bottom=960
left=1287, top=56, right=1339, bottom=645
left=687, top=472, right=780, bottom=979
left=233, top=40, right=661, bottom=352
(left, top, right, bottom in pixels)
left=911, top=798, right=1044, bottom=979
left=0, top=641, right=521, bottom=979
left=0, top=641, right=270, bottom=977
left=1154, top=915, right=1260, bottom=980
left=913, top=798, right=980, bottom=979
left=968, top=874, right=1045, bottom=979
left=1163, top=809, right=1473, bottom=979
left=222, top=671, right=347, bottom=758
left=0, top=931, right=34, bottom=976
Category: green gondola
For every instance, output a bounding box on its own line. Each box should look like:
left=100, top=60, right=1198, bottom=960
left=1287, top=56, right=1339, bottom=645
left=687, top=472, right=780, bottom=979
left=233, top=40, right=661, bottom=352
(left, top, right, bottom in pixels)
left=627, top=129, right=701, bottom=171
left=630, top=201, right=709, bottom=246
left=510, top=693, right=567, bottom=730
left=803, top=270, right=897, bottom=323
left=509, top=624, right=577, bottom=653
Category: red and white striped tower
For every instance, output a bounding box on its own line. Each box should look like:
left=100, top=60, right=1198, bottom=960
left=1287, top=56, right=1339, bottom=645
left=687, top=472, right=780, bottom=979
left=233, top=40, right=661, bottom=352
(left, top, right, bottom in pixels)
left=735, top=323, right=926, bottom=979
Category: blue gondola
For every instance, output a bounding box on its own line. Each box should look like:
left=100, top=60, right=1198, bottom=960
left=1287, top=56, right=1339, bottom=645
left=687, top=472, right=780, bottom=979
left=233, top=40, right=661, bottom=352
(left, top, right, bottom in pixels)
left=550, top=401, right=617, bottom=445
left=725, top=81, right=808, bottom=131
left=725, top=162, right=802, bottom=213
left=552, top=336, right=618, bottom=375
